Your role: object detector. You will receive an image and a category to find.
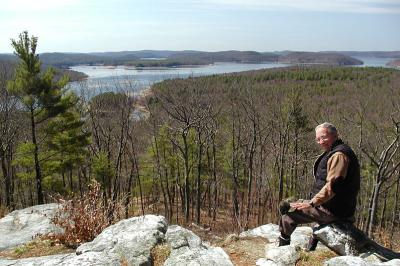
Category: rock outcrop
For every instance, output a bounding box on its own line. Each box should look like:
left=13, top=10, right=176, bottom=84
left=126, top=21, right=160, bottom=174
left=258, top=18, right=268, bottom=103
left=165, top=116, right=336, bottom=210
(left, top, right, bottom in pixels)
left=0, top=207, right=233, bottom=266
left=241, top=223, right=322, bottom=265
left=324, top=255, right=371, bottom=266
left=75, top=215, right=168, bottom=265
left=264, top=245, right=300, bottom=266
left=0, top=253, right=76, bottom=266
left=164, top=225, right=233, bottom=266
left=239, top=223, right=325, bottom=249
left=243, top=222, right=400, bottom=266
left=239, top=223, right=281, bottom=240
left=0, top=204, right=62, bottom=251
left=314, top=222, right=400, bottom=261
left=324, top=256, right=400, bottom=266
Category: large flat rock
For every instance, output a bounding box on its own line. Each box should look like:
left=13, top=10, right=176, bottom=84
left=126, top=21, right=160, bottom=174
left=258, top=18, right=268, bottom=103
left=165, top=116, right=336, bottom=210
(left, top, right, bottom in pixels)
left=324, top=256, right=370, bottom=266
left=265, top=245, right=300, bottom=266
left=240, top=223, right=320, bottom=248
left=324, top=256, right=400, bottom=266
left=239, top=223, right=280, bottom=241
left=0, top=215, right=167, bottom=266
left=0, top=208, right=233, bottom=266
left=314, top=223, right=400, bottom=261
left=0, top=204, right=62, bottom=251
left=0, top=253, right=76, bottom=266
left=164, top=225, right=233, bottom=266
left=314, top=224, right=359, bottom=256
left=76, top=214, right=168, bottom=265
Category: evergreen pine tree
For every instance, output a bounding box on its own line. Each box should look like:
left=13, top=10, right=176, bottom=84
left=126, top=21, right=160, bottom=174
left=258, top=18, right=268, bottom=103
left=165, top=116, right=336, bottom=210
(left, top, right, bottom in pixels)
left=8, top=31, right=75, bottom=203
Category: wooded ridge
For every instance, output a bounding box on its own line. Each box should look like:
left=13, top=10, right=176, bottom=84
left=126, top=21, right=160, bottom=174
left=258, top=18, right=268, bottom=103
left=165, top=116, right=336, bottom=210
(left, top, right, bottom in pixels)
left=0, top=50, right=372, bottom=68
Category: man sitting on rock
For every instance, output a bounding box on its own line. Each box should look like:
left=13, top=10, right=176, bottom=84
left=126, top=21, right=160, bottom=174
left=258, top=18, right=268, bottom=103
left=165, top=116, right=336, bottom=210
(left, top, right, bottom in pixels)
left=278, top=122, right=360, bottom=250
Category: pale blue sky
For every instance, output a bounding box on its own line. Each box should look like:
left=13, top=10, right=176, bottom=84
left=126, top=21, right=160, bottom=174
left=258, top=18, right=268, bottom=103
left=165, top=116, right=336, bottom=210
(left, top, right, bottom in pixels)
left=0, top=0, right=399, bottom=53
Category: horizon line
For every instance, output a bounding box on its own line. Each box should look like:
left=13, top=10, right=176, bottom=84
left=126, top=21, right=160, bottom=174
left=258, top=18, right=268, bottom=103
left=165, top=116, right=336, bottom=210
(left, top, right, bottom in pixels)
left=1, top=49, right=400, bottom=55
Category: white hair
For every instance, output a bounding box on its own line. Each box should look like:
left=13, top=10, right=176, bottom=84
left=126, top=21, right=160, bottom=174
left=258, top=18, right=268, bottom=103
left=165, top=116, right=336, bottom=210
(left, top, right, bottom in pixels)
left=315, top=122, right=337, bottom=135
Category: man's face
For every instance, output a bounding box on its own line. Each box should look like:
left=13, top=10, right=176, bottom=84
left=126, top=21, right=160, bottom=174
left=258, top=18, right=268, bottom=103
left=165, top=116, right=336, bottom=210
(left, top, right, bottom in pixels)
left=315, top=127, right=337, bottom=151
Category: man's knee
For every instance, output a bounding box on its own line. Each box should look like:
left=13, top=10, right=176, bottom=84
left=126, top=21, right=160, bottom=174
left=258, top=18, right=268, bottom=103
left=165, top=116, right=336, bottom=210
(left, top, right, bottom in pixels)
left=279, top=198, right=296, bottom=215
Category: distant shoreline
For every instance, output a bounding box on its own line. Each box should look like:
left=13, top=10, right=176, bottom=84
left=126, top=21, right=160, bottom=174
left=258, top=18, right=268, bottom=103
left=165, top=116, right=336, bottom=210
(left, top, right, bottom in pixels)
left=69, top=61, right=283, bottom=71
left=386, top=59, right=400, bottom=68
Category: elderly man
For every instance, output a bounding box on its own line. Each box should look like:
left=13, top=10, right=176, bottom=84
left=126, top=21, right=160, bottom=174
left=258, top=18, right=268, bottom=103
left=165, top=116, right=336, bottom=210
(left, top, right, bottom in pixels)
left=278, top=122, right=360, bottom=249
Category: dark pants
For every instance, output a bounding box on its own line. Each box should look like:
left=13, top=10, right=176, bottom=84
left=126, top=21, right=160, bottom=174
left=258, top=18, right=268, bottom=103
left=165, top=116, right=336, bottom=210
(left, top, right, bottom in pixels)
left=279, top=205, right=338, bottom=238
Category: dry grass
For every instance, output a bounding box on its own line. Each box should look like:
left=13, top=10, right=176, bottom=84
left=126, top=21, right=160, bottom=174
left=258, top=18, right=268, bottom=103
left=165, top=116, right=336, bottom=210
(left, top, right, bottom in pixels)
left=373, top=230, right=400, bottom=252
left=0, top=205, right=9, bottom=219
left=0, top=239, right=74, bottom=259
left=151, top=243, right=172, bottom=266
left=120, top=257, right=129, bottom=266
left=217, top=235, right=268, bottom=266
left=296, top=250, right=337, bottom=266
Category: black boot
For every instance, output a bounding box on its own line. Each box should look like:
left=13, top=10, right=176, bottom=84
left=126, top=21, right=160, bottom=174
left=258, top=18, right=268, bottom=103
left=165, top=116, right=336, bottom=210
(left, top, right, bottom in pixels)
left=278, top=236, right=291, bottom=246
left=305, top=236, right=318, bottom=252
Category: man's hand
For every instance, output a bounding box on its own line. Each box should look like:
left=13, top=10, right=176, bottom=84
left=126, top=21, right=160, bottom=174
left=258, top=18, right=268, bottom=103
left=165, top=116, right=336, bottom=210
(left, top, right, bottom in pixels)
left=290, top=201, right=312, bottom=210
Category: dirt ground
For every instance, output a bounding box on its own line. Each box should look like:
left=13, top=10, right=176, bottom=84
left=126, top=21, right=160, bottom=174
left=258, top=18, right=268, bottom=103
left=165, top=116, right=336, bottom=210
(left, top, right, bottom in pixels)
left=218, top=236, right=269, bottom=266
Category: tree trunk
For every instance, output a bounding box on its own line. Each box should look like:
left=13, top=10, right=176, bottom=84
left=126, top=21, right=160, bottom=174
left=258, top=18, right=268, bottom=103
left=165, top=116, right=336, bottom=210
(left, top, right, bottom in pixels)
left=30, top=107, right=43, bottom=205
left=182, top=132, right=190, bottom=223
left=278, top=131, right=287, bottom=202
left=196, top=131, right=203, bottom=225
left=212, top=137, right=218, bottom=222
left=389, top=179, right=399, bottom=247
left=367, top=180, right=383, bottom=237
left=245, top=121, right=256, bottom=229
left=1, top=150, right=12, bottom=209
left=125, top=163, right=135, bottom=218
left=133, top=148, right=144, bottom=216
left=378, top=192, right=388, bottom=233
left=231, top=114, right=240, bottom=229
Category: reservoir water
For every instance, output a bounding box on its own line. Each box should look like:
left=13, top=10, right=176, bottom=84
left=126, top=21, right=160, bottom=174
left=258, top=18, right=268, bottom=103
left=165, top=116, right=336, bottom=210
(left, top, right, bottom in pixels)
left=68, top=58, right=397, bottom=95
left=351, top=56, right=398, bottom=67
left=69, top=62, right=289, bottom=95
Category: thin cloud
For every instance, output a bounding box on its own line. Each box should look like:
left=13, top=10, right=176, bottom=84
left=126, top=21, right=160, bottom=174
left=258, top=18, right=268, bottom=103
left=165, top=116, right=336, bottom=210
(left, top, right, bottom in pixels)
left=199, top=0, right=400, bottom=14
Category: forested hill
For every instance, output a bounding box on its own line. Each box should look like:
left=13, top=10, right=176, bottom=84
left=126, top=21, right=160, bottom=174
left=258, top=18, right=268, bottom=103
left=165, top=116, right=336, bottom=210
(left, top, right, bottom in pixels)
left=146, top=66, right=400, bottom=238
left=0, top=50, right=364, bottom=68
left=337, top=51, right=400, bottom=58
left=277, top=52, right=363, bottom=65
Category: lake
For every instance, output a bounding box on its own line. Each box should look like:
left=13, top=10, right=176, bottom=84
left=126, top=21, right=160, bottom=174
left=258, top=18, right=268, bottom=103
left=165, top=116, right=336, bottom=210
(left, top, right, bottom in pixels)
left=68, top=58, right=397, bottom=95
left=68, top=62, right=289, bottom=95
left=351, top=56, right=398, bottom=67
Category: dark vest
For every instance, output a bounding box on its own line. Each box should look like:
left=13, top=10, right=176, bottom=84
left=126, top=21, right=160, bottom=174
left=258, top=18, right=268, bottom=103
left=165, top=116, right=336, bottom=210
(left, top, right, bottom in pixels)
left=310, top=139, right=360, bottom=218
